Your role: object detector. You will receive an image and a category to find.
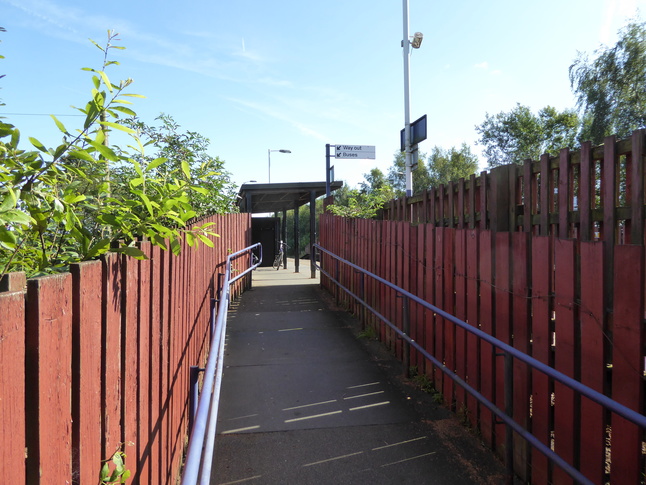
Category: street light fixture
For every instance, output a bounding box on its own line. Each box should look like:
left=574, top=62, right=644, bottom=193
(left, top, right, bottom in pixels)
left=268, top=149, right=292, bottom=183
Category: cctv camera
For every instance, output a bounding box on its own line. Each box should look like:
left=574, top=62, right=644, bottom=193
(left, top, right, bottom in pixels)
left=411, top=32, right=423, bottom=49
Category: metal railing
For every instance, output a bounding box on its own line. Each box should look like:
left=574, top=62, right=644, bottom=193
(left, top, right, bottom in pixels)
left=181, top=243, right=262, bottom=485
left=313, top=243, right=646, bottom=485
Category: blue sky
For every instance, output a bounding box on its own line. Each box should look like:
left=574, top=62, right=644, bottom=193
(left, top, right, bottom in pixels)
left=1, top=0, right=644, bottom=189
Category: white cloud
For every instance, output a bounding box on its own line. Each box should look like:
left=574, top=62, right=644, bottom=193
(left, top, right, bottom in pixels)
left=474, top=61, right=489, bottom=69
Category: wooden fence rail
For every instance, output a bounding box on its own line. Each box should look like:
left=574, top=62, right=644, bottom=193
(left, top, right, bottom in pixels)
left=320, top=206, right=645, bottom=483
left=0, top=213, right=250, bottom=485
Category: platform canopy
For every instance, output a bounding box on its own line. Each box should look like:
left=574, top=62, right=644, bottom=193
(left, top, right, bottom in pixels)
left=237, top=181, right=343, bottom=214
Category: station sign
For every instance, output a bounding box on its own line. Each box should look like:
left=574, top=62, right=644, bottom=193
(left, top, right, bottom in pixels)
left=334, top=145, right=376, bottom=159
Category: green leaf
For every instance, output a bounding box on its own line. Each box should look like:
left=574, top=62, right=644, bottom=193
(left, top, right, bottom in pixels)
left=1, top=209, right=33, bottom=225
left=139, top=192, right=154, bottom=217
left=0, top=226, right=17, bottom=246
left=97, top=70, right=113, bottom=92
left=50, top=115, right=69, bottom=135
left=111, top=246, right=148, bottom=259
left=86, top=238, right=112, bottom=259
left=191, top=186, right=209, bottom=196
left=121, top=93, right=145, bottom=98
left=181, top=161, right=191, bottom=179
left=111, top=106, right=137, bottom=117
left=29, top=137, right=48, bottom=153
left=67, top=150, right=96, bottom=163
left=0, top=190, right=17, bottom=212
left=88, top=140, right=119, bottom=161
left=99, top=461, right=110, bottom=481
left=197, top=234, right=214, bottom=247
left=185, top=232, right=195, bottom=247
left=145, top=157, right=167, bottom=172
left=98, top=121, right=136, bottom=135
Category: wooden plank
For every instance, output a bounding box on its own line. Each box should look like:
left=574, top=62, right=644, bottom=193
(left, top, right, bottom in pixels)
left=136, top=244, right=152, bottom=485
left=415, top=224, right=425, bottom=370
left=558, top=148, right=571, bottom=239
left=149, top=244, right=162, bottom=484
left=629, top=130, right=645, bottom=244
left=102, top=253, right=123, bottom=461
left=409, top=225, right=419, bottom=369
left=434, top=227, right=445, bottom=394
left=70, top=261, right=103, bottom=485
left=123, top=254, right=139, bottom=477
left=465, top=229, right=480, bottom=429
left=523, top=160, right=533, bottom=233
left=530, top=236, right=553, bottom=485
left=512, top=232, right=531, bottom=481
left=579, top=142, right=593, bottom=242
left=493, top=232, right=511, bottom=453
left=480, top=171, right=488, bottom=230
left=454, top=229, right=467, bottom=408
left=602, top=136, right=617, bottom=308
left=478, top=230, right=494, bottom=448
left=0, top=290, right=26, bottom=485
left=552, top=239, right=577, bottom=485
left=539, top=154, right=551, bottom=236
left=609, top=245, right=644, bottom=485
left=25, top=274, right=73, bottom=485
left=424, top=224, right=436, bottom=379
left=442, top=228, right=455, bottom=407
left=578, top=241, right=605, bottom=484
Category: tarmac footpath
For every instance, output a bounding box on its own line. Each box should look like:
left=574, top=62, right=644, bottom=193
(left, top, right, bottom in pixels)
left=211, top=263, right=509, bottom=485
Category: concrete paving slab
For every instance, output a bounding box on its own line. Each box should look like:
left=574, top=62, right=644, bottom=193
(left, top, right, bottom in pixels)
left=212, top=264, right=509, bottom=484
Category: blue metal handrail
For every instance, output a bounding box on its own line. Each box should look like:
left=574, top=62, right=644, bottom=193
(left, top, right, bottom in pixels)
left=181, top=243, right=262, bottom=485
left=313, top=243, right=646, bottom=485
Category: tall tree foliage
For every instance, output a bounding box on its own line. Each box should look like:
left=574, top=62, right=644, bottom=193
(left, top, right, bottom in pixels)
left=475, top=104, right=580, bottom=168
left=387, top=146, right=478, bottom=195
left=570, top=20, right=646, bottom=143
left=0, top=31, right=233, bottom=278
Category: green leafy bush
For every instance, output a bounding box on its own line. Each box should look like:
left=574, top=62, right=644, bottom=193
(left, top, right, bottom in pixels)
left=0, top=31, right=234, bottom=278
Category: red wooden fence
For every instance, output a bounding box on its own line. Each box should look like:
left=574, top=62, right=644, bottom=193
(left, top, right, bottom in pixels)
left=320, top=129, right=646, bottom=485
left=0, top=213, right=250, bottom=485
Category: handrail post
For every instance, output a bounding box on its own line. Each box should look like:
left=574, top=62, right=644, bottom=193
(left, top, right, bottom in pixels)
left=189, top=366, right=205, bottom=435
left=504, top=352, right=514, bottom=485
left=402, top=295, right=410, bottom=378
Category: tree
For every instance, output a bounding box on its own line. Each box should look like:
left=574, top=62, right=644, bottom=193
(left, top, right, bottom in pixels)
left=125, top=114, right=237, bottom=215
left=0, top=32, right=220, bottom=277
left=570, top=20, right=646, bottom=143
left=386, top=151, right=430, bottom=196
left=427, top=144, right=479, bottom=186
left=475, top=104, right=580, bottom=168
left=328, top=169, right=394, bottom=218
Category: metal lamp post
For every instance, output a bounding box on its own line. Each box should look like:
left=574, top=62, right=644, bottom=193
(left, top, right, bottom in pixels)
left=268, top=149, right=291, bottom=183
left=402, top=0, right=422, bottom=197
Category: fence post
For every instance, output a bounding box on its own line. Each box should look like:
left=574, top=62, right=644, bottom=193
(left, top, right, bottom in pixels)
left=489, top=164, right=512, bottom=232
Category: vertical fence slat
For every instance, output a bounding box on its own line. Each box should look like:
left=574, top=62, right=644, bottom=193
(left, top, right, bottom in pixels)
left=553, top=239, right=577, bottom=485
left=102, top=253, right=123, bottom=462
left=434, top=227, right=446, bottom=394
left=137, top=243, right=152, bottom=485
left=442, top=228, right=455, bottom=406
left=71, top=261, right=103, bottom=485
left=579, top=241, right=605, bottom=484
left=479, top=231, right=494, bottom=447
left=424, top=224, right=436, bottom=379
left=609, top=245, right=644, bottom=485
left=0, top=290, right=26, bottom=485
left=494, top=232, right=511, bottom=453
left=454, top=229, right=467, bottom=408
left=26, top=274, right=73, bottom=485
left=465, top=229, right=480, bottom=429
left=123, top=254, right=139, bottom=476
left=530, top=236, right=553, bottom=484
left=511, top=232, right=531, bottom=482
